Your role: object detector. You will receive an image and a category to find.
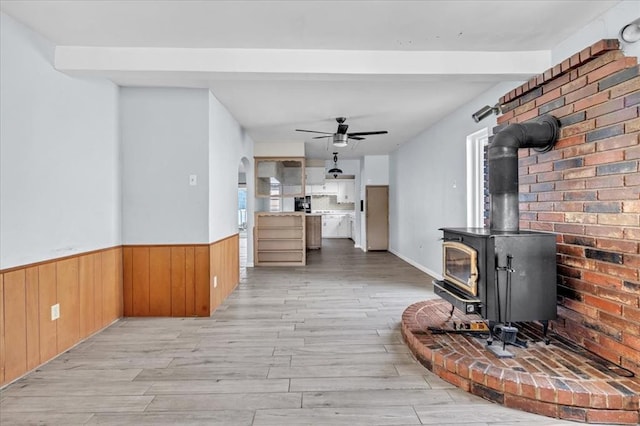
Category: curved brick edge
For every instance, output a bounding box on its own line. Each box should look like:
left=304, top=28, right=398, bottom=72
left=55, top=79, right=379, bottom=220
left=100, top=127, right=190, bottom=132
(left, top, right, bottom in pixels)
left=401, top=300, right=640, bottom=425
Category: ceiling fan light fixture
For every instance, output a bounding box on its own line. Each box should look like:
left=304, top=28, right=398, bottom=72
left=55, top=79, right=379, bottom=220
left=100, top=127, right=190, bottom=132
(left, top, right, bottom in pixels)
left=333, top=133, right=348, bottom=147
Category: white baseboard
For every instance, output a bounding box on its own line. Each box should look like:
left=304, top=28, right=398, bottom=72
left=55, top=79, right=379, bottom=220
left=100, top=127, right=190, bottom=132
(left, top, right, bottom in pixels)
left=388, top=248, right=442, bottom=280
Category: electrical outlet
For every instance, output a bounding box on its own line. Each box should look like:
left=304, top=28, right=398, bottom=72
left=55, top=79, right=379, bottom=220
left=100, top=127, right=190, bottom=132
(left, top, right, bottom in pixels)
left=213, top=275, right=218, bottom=288
left=51, top=303, right=60, bottom=321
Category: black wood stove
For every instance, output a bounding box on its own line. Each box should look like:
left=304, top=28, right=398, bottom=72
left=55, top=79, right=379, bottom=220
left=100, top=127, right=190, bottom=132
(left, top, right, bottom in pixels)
left=433, top=115, right=560, bottom=356
left=434, top=227, right=557, bottom=323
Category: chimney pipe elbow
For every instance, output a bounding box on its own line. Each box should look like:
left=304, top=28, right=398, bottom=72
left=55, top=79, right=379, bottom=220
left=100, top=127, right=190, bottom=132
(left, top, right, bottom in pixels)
left=488, top=115, right=560, bottom=232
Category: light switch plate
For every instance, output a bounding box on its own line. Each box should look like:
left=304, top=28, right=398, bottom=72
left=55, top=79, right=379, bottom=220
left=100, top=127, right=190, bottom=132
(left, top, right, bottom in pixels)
left=189, top=174, right=197, bottom=186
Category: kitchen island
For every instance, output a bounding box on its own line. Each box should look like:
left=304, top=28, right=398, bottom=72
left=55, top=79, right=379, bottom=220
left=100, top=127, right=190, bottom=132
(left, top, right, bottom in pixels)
left=254, top=212, right=305, bottom=266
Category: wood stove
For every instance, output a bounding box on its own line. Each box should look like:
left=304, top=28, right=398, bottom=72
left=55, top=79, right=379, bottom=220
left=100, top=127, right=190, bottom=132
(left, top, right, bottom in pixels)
left=434, top=227, right=557, bottom=323
left=433, top=115, right=561, bottom=343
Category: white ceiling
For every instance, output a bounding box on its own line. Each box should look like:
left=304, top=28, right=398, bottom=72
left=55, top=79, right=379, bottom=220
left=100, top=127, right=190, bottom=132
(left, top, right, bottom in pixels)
left=1, top=0, right=621, bottom=159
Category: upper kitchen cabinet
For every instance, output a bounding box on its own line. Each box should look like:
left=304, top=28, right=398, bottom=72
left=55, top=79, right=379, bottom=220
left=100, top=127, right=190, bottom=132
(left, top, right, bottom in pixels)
left=337, top=179, right=355, bottom=203
left=255, top=157, right=305, bottom=198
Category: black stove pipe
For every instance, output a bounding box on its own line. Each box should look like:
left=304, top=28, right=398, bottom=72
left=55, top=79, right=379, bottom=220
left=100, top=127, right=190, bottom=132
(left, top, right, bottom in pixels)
left=489, top=115, right=560, bottom=232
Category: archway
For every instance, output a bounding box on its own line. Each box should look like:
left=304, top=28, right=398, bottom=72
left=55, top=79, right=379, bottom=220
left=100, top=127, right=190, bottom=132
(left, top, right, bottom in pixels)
left=238, top=158, right=251, bottom=274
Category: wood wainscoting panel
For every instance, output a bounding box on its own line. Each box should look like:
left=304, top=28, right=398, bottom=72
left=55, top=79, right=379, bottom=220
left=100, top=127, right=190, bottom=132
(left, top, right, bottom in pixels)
left=149, top=247, right=171, bottom=316
left=102, top=248, right=123, bottom=324
left=170, top=247, right=187, bottom=317
left=92, top=252, right=104, bottom=333
left=184, top=247, right=196, bottom=317
left=3, top=270, right=27, bottom=383
left=79, top=254, right=96, bottom=338
left=56, top=258, right=80, bottom=353
left=195, top=246, right=210, bottom=317
left=122, top=247, right=133, bottom=316
left=25, top=267, right=40, bottom=371
left=131, top=247, right=150, bottom=316
left=0, top=247, right=123, bottom=387
left=124, top=245, right=211, bottom=317
left=0, top=274, right=4, bottom=383
left=38, top=263, right=58, bottom=364
left=210, top=234, right=240, bottom=314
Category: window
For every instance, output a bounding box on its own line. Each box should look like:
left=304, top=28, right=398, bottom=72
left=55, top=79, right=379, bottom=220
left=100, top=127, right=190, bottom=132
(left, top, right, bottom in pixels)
left=466, top=128, right=489, bottom=228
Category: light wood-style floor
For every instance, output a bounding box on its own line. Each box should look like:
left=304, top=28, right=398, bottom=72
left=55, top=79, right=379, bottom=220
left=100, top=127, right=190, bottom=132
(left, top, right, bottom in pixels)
left=1, top=239, right=582, bottom=425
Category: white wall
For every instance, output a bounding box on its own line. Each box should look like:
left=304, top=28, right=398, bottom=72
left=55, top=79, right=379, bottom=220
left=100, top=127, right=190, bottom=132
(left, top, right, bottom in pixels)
left=0, top=12, right=120, bottom=269
left=208, top=92, right=254, bottom=253
left=389, top=82, right=518, bottom=277
left=552, top=0, right=640, bottom=63
left=120, top=88, right=210, bottom=244
left=363, top=155, right=389, bottom=186
left=254, top=142, right=304, bottom=157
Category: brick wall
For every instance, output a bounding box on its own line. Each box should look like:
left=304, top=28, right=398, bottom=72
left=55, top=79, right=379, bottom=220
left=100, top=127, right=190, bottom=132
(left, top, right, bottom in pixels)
left=495, top=39, right=640, bottom=375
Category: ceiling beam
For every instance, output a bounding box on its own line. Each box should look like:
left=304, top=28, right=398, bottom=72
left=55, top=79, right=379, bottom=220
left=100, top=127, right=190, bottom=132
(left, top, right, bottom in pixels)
left=55, top=47, right=551, bottom=84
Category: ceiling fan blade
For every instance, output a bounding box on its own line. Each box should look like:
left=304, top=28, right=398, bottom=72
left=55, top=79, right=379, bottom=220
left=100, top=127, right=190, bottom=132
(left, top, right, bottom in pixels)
left=337, top=124, right=349, bottom=134
left=348, top=136, right=365, bottom=140
left=312, top=135, right=332, bottom=139
left=347, top=131, right=388, bottom=137
left=296, top=129, right=333, bottom=135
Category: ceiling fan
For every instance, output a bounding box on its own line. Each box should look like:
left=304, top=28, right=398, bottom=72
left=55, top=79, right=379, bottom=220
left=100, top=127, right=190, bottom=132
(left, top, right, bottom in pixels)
left=296, top=117, right=388, bottom=147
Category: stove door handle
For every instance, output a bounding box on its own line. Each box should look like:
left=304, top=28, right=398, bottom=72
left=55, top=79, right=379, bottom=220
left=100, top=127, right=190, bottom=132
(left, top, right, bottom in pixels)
left=440, top=237, right=463, bottom=242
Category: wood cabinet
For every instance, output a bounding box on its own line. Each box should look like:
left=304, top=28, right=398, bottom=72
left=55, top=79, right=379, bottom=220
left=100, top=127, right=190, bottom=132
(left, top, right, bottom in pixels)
left=255, top=212, right=306, bottom=266
left=305, top=215, right=322, bottom=249
left=255, top=157, right=305, bottom=198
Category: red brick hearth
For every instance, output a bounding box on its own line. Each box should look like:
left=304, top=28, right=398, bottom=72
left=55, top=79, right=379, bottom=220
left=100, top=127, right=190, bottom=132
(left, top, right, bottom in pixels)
left=401, top=300, right=640, bottom=425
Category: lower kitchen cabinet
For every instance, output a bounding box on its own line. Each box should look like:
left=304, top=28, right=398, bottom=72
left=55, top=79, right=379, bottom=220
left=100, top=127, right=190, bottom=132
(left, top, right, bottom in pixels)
left=305, top=215, right=322, bottom=249
left=254, top=212, right=306, bottom=266
left=322, top=214, right=352, bottom=238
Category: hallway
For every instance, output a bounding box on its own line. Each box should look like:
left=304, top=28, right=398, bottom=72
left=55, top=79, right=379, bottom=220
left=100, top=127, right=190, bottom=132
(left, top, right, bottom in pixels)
left=1, top=240, right=578, bottom=425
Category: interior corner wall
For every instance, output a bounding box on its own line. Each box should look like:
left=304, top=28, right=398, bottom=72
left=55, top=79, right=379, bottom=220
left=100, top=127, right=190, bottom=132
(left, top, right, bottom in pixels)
left=208, top=92, right=255, bottom=247
left=120, top=87, right=210, bottom=244
left=0, top=12, right=120, bottom=269
left=388, top=82, right=520, bottom=277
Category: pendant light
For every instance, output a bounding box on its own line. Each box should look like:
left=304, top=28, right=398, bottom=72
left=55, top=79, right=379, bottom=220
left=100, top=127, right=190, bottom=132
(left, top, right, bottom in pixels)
left=328, top=152, right=343, bottom=178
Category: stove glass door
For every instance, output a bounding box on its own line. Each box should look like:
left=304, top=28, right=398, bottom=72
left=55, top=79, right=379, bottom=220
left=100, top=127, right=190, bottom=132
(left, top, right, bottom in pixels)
left=442, top=241, right=479, bottom=296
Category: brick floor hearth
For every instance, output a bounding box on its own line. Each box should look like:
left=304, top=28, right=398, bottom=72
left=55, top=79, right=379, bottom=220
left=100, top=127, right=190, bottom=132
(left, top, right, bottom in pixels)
left=401, top=300, right=640, bottom=425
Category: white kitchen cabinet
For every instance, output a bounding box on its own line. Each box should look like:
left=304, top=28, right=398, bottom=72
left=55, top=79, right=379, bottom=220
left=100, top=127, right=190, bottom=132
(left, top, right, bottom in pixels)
left=322, top=214, right=340, bottom=238
left=323, top=214, right=351, bottom=238
left=337, top=180, right=355, bottom=203
left=350, top=215, right=355, bottom=240
left=323, top=181, right=339, bottom=194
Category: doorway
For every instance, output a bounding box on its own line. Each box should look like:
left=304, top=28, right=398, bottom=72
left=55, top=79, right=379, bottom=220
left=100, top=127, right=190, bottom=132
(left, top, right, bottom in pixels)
left=238, top=159, right=249, bottom=273
left=365, top=185, right=389, bottom=251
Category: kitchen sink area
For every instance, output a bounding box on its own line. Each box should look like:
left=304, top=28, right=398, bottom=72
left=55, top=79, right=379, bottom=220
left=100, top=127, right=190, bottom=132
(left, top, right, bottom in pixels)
left=314, top=210, right=355, bottom=239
